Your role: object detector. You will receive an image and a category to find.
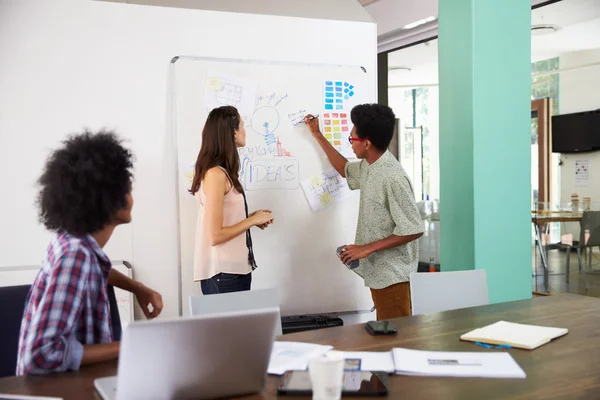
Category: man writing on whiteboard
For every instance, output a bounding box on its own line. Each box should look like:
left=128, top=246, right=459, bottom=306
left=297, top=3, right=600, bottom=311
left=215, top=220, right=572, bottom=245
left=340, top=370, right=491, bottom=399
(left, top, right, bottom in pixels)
left=304, top=104, right=423, bottom=320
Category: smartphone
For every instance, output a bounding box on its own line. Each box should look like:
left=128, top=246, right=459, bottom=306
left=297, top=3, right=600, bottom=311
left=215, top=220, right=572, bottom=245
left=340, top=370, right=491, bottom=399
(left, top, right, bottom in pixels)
left=365, top=321, right=398, bottom=335
left=277, top=370, right=388, bottom=397
left=336, top=246, right=360, bottom=269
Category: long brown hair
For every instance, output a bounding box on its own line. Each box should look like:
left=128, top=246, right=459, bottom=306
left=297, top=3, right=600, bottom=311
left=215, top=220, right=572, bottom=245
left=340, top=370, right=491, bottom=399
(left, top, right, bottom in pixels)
left=190, top=106, right=244, bottom=195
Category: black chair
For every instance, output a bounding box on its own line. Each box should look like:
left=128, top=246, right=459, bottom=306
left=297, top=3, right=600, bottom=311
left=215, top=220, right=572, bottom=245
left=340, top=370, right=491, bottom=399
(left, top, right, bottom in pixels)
left=107, top=285, right=122, bottom=341
left=0, top=285, right=31, bottom=377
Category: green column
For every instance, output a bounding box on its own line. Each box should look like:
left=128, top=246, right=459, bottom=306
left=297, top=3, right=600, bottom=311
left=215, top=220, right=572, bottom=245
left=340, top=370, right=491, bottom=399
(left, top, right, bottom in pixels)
left=438, top=0, right=532, bottom=303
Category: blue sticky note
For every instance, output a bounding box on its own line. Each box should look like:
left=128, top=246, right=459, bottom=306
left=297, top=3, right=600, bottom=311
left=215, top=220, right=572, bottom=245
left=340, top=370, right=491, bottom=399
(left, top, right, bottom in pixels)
left=336, top=99, right=343, bottom=103
left=344, top=82, right=349, bottom=87
left=335, top=87, right=342, bottom=92
left=325, top=87, right=333, bottom=92
left=335, top=81, right=342, bottom=86
left=336, top=105, right=343, bottom=110
left=349, top=91, right=354, bottom=97
left=325, top=81, right=333, bottom=85
left=344, top=95, right=349, bottom=100
left=349, top=85, right=354, bottom=89
left=325, top=99, right=334, bottom=103
left=344, top=89, right=349, bottom=93
left=336, top=93, right=342, bottom=97
left=325, top=104, right=334, bottom=110
left=325, top=92, right=334, bottom=98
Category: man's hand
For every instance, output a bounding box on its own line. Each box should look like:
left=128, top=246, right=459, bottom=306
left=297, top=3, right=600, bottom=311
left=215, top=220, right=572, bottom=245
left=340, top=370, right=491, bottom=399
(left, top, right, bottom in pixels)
left=134, top=286, right=163, bottom=319
left=303, top=114, right=322, bottom=138
left=339, top=244, right=372, bottom=265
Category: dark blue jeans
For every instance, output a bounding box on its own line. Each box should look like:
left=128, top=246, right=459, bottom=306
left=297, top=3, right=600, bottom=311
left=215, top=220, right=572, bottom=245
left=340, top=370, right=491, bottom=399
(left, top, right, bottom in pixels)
left=200, top=272, right=252, bottom=295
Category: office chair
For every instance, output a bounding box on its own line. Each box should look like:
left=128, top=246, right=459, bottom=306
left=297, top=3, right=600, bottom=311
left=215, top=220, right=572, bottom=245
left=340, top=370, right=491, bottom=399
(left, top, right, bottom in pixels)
left=410, top=270, right=489, bottom=315
left=189, top=288, right=282, bottom=336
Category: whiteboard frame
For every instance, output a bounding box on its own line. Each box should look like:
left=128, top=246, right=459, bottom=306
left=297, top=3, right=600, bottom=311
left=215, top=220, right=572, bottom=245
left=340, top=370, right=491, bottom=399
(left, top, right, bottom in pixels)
left=168, top=55, right=369, bottom=316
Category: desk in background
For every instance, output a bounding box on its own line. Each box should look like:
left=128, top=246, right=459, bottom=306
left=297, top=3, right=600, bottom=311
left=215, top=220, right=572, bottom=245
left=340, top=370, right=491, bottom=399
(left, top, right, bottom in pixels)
left=0, top=294, right=599, bottom=399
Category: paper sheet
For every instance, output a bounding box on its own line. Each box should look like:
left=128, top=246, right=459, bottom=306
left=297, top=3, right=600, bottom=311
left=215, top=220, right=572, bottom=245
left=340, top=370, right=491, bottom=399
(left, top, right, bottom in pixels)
left=203, top=71, right=258, bottom=122
left=268, top=342, right=333, bottom=375
left=392, top=348, right=526, bottom=379
left=331, top=351, right=395, bottom=373
left=301, top=168, right=353, bottom=212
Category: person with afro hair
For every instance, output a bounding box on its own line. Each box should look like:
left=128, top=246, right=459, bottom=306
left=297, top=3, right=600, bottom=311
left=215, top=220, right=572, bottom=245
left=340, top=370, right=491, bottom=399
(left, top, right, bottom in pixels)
left=304, top=104, right=423, bottom=321
left=16, top=130, right=163, bottom=375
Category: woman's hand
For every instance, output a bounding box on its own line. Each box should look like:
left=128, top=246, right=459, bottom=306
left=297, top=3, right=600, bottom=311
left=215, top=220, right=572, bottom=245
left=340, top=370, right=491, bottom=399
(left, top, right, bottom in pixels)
left=249, top=210, right=274, bottom=229
left=304, top=114, right=322, bottom=138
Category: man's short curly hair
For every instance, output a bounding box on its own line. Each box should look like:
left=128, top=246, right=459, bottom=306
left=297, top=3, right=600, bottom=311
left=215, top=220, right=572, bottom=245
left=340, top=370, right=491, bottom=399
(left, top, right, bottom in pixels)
left=350, top=103, right=396, bottom=151
left=37, top=130, right=134, bottom=234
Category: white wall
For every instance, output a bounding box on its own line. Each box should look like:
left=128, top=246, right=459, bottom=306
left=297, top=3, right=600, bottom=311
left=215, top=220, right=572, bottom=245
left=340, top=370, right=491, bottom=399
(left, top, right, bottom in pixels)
left=558, top=48, right=600, bottom=240
left=0, top=0, right=376, bottom=318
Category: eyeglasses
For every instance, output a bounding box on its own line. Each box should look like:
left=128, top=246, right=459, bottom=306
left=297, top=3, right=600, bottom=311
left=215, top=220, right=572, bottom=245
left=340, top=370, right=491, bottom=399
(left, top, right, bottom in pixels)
left=348, top=136, right=367, bottom=144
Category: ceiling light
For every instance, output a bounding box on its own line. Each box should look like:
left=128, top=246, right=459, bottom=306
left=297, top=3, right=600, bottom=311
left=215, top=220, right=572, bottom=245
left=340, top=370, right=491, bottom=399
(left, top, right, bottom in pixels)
left=403, top=16, right=437, bottom=30
left=531, top=24, right=560, bottom=36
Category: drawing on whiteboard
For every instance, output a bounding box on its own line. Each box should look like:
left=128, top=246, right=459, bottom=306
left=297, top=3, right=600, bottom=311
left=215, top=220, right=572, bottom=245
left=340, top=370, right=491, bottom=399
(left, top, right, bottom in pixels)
left=301, top=168, right=353, bottom=212
left=288, top=109, right=308, bottom=127
left=243, top=158, right=300, bottom=191
left=276, top=137, right=291, bottom=157
left=323, top=80, right=355, bottom=111
left=251, top=106, right=280, bottom=147
left=204, top=72, right=258, bottom=121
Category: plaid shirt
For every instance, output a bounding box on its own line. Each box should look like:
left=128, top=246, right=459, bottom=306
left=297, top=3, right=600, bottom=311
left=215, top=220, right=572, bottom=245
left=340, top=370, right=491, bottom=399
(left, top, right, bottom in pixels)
left=16, top=232, right=113, bottom=375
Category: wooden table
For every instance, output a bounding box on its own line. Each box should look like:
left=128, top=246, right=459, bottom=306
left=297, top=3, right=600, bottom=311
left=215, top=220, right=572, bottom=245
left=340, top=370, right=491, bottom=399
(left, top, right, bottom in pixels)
left=2, top=294, right=600, bottom=399
left=532, top=214, right=583, bottom=293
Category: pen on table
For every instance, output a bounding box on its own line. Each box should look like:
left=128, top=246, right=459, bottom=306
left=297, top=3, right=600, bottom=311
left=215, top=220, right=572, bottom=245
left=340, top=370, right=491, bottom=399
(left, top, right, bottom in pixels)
left=296, top=114, right=319, bottom=124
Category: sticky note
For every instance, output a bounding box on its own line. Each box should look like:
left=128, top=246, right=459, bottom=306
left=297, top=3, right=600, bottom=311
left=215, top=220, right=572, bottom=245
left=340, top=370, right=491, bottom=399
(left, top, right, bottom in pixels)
left=325, top=134, right=332, bottom=139
left=325, top=92, right=334, bottom=98
left=341, top=120, right=348, bottom=125
left=206, top=77, right=222, bottom=91
left=334, top=127, right=341, bottom=133
left=325, top=81, right=333, bottom=85
left=319, top=192, right=334, bottom=206
left=325, top=104, right=333, bottom=110
left=344, top=82, right=349, bottom=87
left=333, top=140, right=341, bottom=146
left=335, top=81, right=343, bottom=86
left=336, top=99, right=343, bottom=104
left=332, top=120, right=340, bottom=125
left=334, top=133, right=341, bottom=139
left=336, top=93, right=342, bottom=98
left=349, top=91, right=354, bottom=97
left=344, top=95, right=349, bottom=100
left=325, top=99, right=333, bottom=103
left=335, top=87, right=342, bottom=92
left=342, top=126, right=349, bottom=132
left=310, top=174, right=324, bottom=188
left=324, top=120, right=331, bottom=125
left=325, top=87, right=333, bottom=92
left=336, top=105, right=343, bottom=110
left=324, top=127, right=332, bottom=133
left=340, top=113, right=347, bottom=118
left=332, top=113, right=339, bottom=118
left=324, top=113, right=331, bottom=118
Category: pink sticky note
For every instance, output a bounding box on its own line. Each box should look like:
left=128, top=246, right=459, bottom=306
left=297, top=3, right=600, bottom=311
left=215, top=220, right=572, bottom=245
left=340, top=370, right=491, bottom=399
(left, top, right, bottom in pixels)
left=341, top=120, right=348, bottom=125
left=340, top=113, right=347, bottom=118
left=324, top=120, right=331, bottom=125
left=342, top=126, right=349, bottom=132
left=332, top=113, right=339, bottom=118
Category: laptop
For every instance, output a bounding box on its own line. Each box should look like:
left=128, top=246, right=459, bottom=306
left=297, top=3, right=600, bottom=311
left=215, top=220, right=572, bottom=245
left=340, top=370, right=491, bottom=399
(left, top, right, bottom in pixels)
left=94, top=307, right=279, bottom=400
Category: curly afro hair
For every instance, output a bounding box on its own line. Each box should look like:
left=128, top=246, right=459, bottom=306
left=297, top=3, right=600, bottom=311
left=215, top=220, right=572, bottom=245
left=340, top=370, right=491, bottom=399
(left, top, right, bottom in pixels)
left=350, top=103, right=396, bottom=151
left=37, top=130, right=134, bottom=234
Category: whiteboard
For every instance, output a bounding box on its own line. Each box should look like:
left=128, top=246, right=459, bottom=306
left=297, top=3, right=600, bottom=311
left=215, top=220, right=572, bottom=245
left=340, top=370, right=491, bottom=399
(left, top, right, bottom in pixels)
left=0, top=261, right=134, bottom=327
left=172, top=56, right=375, bottom=316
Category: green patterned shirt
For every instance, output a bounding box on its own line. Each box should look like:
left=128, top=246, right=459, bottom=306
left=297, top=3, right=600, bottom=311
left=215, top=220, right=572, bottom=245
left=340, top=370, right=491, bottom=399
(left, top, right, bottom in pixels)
left=345, top=151, right=423, bottom=289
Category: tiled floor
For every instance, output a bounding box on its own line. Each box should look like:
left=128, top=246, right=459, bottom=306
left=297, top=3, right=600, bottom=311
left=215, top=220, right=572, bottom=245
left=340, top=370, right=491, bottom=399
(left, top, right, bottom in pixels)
left=532, top=246, right=600, bottom=297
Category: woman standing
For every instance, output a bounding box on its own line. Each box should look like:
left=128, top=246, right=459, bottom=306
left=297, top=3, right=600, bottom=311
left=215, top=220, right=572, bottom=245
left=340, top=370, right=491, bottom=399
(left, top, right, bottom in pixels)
left=190, top=106, right=274, bottom=294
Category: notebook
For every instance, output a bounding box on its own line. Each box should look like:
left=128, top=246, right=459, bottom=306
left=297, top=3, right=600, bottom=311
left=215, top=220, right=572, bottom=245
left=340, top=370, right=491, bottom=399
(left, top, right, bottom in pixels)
left=460, top=321, right=568, bottom=350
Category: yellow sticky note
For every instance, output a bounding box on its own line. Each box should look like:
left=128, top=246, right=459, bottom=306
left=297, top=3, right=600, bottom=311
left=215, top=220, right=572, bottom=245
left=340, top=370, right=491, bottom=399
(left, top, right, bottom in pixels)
left=206, top=77, right=222, bottom=91
left=319, top=192, right=334, bottom=206
left=332, top=120, right=340, bottom=125
left=334, top=140, right=341, bottom=146
left=324, top=127, right=332, bottom=133
left=310, top=174, right=324, bottom=189
left=334, top=127, right=341, bottom=133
